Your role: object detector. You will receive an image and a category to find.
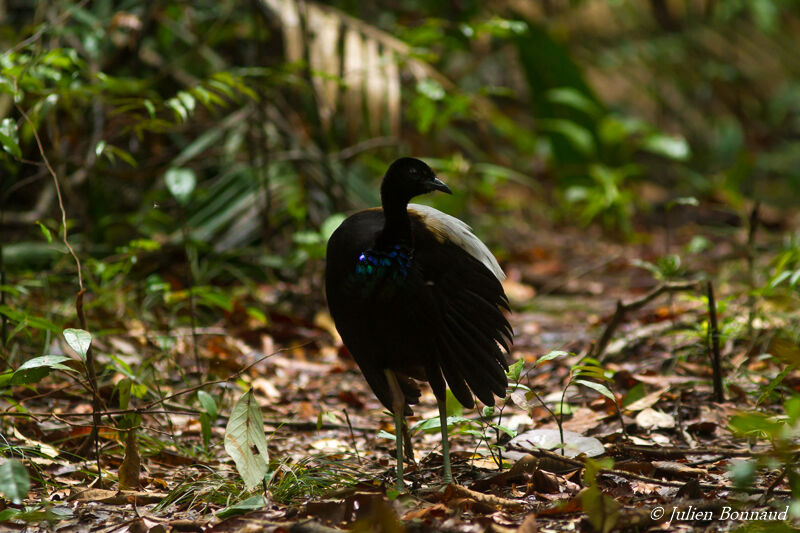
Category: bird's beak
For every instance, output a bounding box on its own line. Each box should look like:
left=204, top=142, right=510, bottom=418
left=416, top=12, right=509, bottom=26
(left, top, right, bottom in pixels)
left=431, top=177, right=452, bottom=194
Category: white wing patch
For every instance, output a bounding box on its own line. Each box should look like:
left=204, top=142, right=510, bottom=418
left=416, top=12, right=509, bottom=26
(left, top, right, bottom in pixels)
left=409, top=204, right=506, bottom=281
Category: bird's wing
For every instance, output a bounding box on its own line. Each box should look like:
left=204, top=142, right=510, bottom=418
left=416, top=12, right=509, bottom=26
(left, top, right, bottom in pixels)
left=404, top=212, right=512, bottom=409
left=408, top=204, right=506, bottom=281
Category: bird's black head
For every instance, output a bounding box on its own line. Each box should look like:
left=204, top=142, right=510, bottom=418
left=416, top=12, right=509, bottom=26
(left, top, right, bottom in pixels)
left=380, top=157, right=452, bottom=207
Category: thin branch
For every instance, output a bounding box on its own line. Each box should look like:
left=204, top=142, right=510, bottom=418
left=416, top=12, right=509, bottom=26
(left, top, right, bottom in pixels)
left=746, top=202, right=760, bottom=337
left=3, top=0, right=91, bottom=56
left=506, top=445, right=793, bottom=496
left=706, top=280, right=725, bottom=402
left=13, top=89, right=84, bottom=291
left=141, top=343, right=306, bottom=410
left=592, top=280, right=700, bottom=359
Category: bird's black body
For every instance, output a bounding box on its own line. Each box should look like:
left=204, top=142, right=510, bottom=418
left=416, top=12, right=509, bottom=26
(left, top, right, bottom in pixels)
left=325, top=158, right=512, bottom=419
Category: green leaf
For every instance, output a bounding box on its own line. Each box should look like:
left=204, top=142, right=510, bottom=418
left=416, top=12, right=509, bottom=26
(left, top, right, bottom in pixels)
left=575, top=379, right=616, bottom=401
left=216, top=495, right=267, bottom=519
left=12, top=355, right=76, bottom=385
left=0, top=506, right=72, bottom=524
left=36, top=222, right=54, bottom=244
left=552, top=401, right=573, bottom=415
left=0, top=118, right=21, bottom=159
left=728, top=459, right=757, bottom=489
left=573, top=365, right=610, bottom=379
left=506, top=358, right=525, bottom=381
left=667, top=196, right=699, bottom=209
left=641, top=133, right=690, bottom=161
left=581, top=480, right=619, bottom=533
left=538, top=119, right=595, bottom=156
left=167, top=98, right=188, bottom=122
left=494, top=425, right=516, bottom=438
left=411, top=415, right=472, bottom=434
left=198, top=390, right=218, bottom=419
left=0, top=509, right=21, bottom=522
left=0, top=305, right=61, bottom=334
left=224, top=389, right=269, bottom=489
left=538, top=350, right=568, bottom=365
left=622, top=383, right=646, bottom=407
left=445, top=389, right=463, bottom=417
left=165, top=167, right=196, bottom=205
left=546, top=87, right=602, bottom=117
left=785, top=396, right=800, bottom=423
left=177, top=91, right=196, bottom=114
left=193, top=287, right=233, bottom=312
left=321, top=214, right=346, bottom=241
left=756, top=366, right=793, bottom=407
left=116, top=378, right=132, bottom=410
left=63, top=328, right=92, bottom=358
left=376, top=430, right=396, bottom=440
left=0, top=459, right=30, bottom=504
left=416, top=78, right=445, bottom=101
left=200, top=413, right=212, bottom=451
left=729, top=412, right=784, bottom=438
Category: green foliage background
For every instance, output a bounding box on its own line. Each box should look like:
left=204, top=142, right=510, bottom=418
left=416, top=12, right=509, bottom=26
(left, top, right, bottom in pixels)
left=1, top=0, right=799, bottom=353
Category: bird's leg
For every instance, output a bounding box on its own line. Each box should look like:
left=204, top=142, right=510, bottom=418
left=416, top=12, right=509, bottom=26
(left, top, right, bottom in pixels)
left=402, top=414, right=416, bottom=464
left=437, top=395, right=453, bottom=484
left=384, top=369, right=405, bottom=492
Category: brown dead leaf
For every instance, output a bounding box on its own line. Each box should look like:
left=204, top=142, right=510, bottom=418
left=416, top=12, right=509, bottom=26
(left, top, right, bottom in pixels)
left=629, top=480, right=660, bottom=495
left=349, top=493, right=404, bottom=532
left=633, top=373, right=698, bottom=386
left=676, top=479, right=704, bottom=499
left=150, top=449, right=196, bottom=467
left=624, top=386, right=670, bottom=413
left=305, top=500, right=346, bottom=524
left=119, top=428, right=140, bottom=490
left=517, top=513, right=537, bottom=533
left=687, top=420, right=717, bottom=435
left=561, top=407, right=605, bottom=433
left=68, top=488, right=166, bottom=504
left=402, top=503, right=451, bottom=521
left=536, top=496, right=582, bottom=516
left=531, top=468, right=561, bottom=493
left=251, top=377, right=281, bottom=401
left=337, top=389, right=365, bottom=409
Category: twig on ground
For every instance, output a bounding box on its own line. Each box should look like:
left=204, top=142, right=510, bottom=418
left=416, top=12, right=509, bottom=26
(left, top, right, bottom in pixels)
left=506, top=445, right=793, bottom=496
left=606, top=443, right=766, bottom=459
left=446, top=483, right=525, bottom=511
left=758, top=452, right=798, bottom=506
left=592, top=280, right=700, bottom=360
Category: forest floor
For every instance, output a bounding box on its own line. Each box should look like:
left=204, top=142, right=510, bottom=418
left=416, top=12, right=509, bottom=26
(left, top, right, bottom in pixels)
left=3, top=205, right=799, bottom=532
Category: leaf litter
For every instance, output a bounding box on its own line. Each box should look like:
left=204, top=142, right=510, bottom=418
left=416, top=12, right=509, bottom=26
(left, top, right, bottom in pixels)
left=2, top=218, right=799, bottom=532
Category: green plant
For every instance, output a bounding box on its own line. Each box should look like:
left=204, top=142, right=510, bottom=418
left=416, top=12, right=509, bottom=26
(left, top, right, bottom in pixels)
left=581, top=457, right=619, bottom=533
left=509, top=351, right=621, bottom=452
left=767, top=233, right=800, bottom=294
left=728, top=394, right=800, bottom=499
